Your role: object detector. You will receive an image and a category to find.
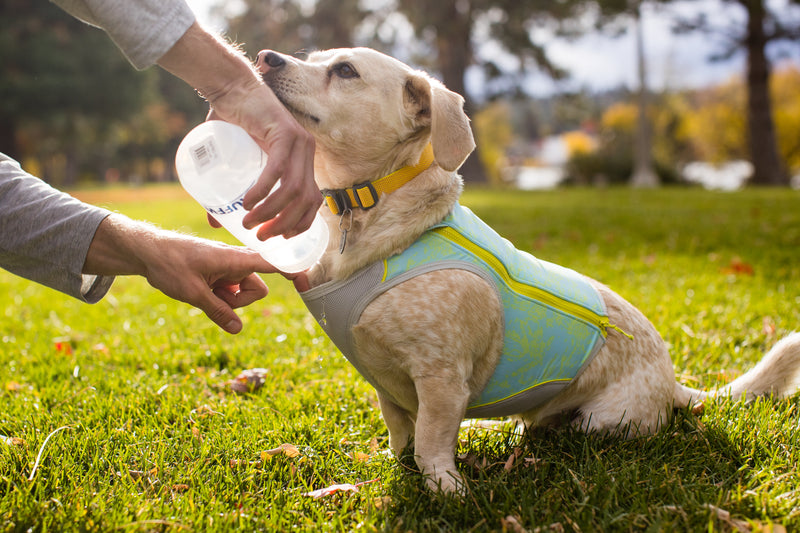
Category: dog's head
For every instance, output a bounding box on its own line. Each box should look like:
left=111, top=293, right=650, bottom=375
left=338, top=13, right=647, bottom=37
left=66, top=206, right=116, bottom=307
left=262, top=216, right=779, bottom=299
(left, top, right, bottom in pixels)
left=256, top=47, right=475, bottom=188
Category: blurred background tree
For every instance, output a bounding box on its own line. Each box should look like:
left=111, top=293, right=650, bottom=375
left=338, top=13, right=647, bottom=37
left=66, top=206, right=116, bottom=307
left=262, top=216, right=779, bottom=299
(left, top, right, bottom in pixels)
left=669, top=0, right=800, bottom=185
left=0, top=0, right=206, bottom=185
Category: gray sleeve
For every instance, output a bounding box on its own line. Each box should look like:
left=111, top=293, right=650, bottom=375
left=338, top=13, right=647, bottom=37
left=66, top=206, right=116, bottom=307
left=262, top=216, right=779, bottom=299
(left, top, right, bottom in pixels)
left=0, top=154, right=114, bottom=303
left=49, top=0, right=196, bottom=70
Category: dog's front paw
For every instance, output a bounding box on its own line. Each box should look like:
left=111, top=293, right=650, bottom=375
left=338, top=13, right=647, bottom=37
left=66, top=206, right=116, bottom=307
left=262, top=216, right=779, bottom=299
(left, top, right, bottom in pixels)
left=424, top=469, right=466, bottom=495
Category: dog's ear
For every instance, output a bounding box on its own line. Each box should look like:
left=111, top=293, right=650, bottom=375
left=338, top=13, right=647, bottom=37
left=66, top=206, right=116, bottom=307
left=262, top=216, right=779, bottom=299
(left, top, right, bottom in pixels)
left=403, top=74, right=475, bottom=172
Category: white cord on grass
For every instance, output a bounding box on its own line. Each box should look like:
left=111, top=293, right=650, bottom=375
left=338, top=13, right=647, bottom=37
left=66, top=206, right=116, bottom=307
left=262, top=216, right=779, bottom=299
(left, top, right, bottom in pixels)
left=28, top=425, right=72, bottom=482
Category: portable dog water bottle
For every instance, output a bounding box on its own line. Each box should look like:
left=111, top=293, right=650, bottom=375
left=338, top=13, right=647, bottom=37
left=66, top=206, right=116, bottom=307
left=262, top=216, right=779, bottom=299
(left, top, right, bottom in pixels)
left=175, top=120, right=328, bottom=273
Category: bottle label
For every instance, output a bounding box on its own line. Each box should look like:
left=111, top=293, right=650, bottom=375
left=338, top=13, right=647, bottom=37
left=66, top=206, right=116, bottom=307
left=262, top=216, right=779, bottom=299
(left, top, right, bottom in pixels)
left=205, top=195, right=246, bottom=217
left=189, top=136, right=220, bottom=174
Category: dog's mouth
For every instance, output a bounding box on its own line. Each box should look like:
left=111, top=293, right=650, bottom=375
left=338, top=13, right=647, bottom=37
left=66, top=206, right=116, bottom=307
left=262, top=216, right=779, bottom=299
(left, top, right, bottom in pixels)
left=264, top=79, right=321, bottom=125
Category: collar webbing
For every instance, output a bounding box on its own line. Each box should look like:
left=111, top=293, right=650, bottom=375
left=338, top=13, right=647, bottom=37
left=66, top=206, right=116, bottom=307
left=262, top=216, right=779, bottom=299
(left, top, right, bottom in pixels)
left=322, top=144, right=434, bottom=215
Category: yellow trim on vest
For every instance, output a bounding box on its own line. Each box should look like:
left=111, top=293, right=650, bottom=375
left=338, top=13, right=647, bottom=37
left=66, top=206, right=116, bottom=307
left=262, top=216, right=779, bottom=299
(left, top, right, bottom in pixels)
left=432, top=226, right=620, bottom=338
left=324, top=144, right=435, bottom=215
left=468, top=377, right=572, bottom=410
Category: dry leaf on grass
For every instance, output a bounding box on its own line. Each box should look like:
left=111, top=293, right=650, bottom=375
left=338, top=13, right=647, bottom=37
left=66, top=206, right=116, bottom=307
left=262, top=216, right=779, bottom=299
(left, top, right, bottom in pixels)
left=351, top=451, right=371, bottom=463
left=263, top=443, right=300, bottom=459
left=721, top=258, right=754, bottom=276
left=504, top=447, right=525, bottom=471
left=229, top=443, right=302, bottom=468
left=227, top=368, right=269, bottom=394
left=0, top=435, right=24, bottom=446
left=703, top=504, right=751, bottom=532
left=303, top=478, right=380, bottom=499
left=4, top=381, right=24, bottom=393
left=191, top=405, right=223, bottom=418
left=501, top=515, right=529, bottom=533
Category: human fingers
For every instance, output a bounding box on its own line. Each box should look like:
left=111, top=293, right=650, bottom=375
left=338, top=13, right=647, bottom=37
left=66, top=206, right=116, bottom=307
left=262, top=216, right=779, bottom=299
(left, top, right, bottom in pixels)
left=242, top=141, right=320, bottom=239
left=193, top=287, right=245, bottom=334
left=207, top=213, right=222, bottom=228
left=283, top=271, right=310, bottom=293
left=211, top=273, right=269, bottom=309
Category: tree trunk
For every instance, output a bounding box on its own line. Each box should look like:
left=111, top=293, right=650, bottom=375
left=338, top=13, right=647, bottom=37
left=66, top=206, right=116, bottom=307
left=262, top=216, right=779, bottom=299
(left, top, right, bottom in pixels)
left=743, top=0, right=787, bottom=186
left=435, top=2, right=488, bottom=183
left=629, top=2, right=659, bottom=188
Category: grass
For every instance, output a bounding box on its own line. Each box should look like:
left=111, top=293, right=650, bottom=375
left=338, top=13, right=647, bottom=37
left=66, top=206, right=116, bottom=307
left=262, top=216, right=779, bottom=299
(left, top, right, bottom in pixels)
left=1, top=184, right=799, bottom=532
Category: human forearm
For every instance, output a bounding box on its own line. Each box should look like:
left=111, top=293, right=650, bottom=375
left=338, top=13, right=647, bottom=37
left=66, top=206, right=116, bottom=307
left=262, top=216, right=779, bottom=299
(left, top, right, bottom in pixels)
left=157, top=22, right=263, bottom=112
left=0, top=154, right=113, bottom=302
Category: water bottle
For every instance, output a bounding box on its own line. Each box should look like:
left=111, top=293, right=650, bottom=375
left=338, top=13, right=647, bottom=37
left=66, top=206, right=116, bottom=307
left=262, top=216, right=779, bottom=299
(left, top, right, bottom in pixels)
left=174, top=120, right=328, bottom=273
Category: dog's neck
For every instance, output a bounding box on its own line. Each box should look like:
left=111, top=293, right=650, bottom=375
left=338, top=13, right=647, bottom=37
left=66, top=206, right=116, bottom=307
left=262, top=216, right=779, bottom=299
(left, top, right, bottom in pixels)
left=306, top=153, right=462, bottom=287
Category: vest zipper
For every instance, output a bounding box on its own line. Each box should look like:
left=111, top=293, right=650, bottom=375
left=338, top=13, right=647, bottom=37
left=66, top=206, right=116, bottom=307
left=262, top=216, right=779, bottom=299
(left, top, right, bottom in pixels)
left=432, top=226, right=612, bottom=338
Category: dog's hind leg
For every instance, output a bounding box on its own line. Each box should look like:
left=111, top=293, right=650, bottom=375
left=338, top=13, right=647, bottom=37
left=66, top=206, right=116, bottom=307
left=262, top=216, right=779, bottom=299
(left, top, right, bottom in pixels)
left=530, top=282, right=678, bottom=437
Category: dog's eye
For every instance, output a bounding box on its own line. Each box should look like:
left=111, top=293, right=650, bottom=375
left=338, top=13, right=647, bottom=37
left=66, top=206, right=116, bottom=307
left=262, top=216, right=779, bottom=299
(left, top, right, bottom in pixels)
left=331, top=62, right=359, bottom=79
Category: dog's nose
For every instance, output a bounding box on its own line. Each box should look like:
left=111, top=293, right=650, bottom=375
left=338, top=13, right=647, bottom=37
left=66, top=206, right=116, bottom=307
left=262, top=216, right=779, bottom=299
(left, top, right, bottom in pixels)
left=256, top=50, right=286, bottom=72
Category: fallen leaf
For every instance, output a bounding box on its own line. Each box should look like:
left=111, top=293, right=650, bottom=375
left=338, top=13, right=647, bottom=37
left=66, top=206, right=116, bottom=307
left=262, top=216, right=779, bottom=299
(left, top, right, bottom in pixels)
left=504, top=447, right=524, bottom=471
left=501, top=515, right=529, bottom=533
left=0, top=435, right=25, bottom=446
left=227, top=368, right=268, bottom=394
left=262, top=443, right=300, bottom=459
left=703, top=504, right=750, bottom=532
left=4, top=381, right=23, bottom=393
left=191, top=405, right=223, bottom=418
left=303, top=478, right=379, bottom=499
left=750, top=522, right=787, bottom=533
left=368, top=437, right=379, bottom=454
left=373, top=496, right=392, bottom=509
left=721, top=257, right=754, bottom=276
left=352, top=451, right=371, bottom=463
left=54, top=339, right=73, bottom=355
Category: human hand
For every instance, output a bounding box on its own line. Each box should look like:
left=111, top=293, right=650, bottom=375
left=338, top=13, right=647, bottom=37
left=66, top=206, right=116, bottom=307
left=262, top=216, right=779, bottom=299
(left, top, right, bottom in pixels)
left=157, top=22, right=321, bottom=241
left=141, top=235, right=275, bottom=334
left=206, top=81, right=320, bottom=241
left=84, top=215, right=277, bottom=334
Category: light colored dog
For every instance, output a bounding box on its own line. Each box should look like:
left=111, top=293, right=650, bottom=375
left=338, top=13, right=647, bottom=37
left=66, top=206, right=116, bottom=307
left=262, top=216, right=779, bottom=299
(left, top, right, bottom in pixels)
left=256, top=47, right=800, bottom=493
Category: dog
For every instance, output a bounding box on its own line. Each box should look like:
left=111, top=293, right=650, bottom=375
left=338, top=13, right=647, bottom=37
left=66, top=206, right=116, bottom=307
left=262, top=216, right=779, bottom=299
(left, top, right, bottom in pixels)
left=256, top=47, right=800, bottom=493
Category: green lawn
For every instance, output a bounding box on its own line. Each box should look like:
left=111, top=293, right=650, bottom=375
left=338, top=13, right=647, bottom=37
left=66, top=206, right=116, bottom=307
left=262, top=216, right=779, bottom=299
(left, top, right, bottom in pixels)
left=1, top=185, right=799, bottom=531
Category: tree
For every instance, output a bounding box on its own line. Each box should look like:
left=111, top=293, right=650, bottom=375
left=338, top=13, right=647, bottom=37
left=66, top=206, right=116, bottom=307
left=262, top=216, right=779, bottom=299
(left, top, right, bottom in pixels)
left=678, top=65, right=800, bottom=174
left=671, top=0, right=800, bottom=185
left=222, top=0, right=366, bottom=57
left=372, top=0, right=608, bottom=182
left=0, top=0, right=156, bottom=182
left=629, top=0, right=659, bottom=187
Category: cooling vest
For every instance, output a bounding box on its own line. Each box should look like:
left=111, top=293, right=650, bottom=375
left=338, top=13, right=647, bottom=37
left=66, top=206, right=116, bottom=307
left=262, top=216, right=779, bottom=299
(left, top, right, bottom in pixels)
left=300, top=203, right=611, bottom=418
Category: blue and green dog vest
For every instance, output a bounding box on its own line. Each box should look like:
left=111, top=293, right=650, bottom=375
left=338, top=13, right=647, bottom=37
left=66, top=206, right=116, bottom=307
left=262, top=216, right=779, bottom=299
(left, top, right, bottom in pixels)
left=300, top=203, right=611, bottom=418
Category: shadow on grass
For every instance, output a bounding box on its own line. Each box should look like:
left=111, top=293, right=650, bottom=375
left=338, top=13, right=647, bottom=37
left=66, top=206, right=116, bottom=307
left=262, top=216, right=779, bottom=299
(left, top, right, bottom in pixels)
left=379, top=407, right=762, bottom=532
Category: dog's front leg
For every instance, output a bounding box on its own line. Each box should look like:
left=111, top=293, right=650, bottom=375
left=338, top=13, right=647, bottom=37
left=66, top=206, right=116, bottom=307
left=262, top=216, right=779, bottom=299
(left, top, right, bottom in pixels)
left=413, top=376, right=470, bottom=493
left=377, top=392, right=415, bottom=457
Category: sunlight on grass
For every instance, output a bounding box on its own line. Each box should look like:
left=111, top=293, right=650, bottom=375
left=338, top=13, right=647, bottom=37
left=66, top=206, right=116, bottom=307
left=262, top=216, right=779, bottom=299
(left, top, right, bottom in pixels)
left=1, top=184, right=799, bottom=531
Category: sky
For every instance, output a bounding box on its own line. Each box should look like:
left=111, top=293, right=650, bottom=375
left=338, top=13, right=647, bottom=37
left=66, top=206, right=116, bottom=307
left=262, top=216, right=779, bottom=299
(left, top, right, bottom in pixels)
left=187, top=0, right=800, bottom=97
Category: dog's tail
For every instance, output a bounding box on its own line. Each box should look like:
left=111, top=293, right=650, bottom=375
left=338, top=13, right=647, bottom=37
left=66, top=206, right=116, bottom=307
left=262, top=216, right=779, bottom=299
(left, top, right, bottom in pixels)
left=673, top=331, right=800, bottom=407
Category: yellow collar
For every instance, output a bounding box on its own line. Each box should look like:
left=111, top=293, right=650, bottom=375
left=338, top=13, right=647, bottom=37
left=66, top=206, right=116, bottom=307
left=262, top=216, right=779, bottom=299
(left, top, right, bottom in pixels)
left=322, top=144, right=434, bottom=216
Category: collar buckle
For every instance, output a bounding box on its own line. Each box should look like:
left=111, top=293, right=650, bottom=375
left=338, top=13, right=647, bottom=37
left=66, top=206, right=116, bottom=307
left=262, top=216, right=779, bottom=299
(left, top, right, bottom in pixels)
left=323, top=188, right=352, bottom=216
left=352, top=181, right=378, bottom=210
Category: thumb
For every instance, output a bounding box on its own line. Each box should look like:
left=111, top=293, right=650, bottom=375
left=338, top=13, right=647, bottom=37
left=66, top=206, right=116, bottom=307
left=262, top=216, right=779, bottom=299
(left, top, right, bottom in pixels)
left=197, top=292, right=243, bottom=334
